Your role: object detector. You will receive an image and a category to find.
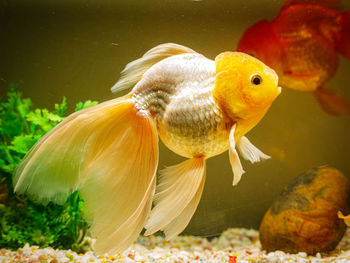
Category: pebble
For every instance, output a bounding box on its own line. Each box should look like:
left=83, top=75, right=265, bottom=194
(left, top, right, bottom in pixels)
left=2, top=228, right=350, bottom=262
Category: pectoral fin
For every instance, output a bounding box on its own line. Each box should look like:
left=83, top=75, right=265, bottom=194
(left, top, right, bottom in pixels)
left=229, top=124, right=245, bottom=186
left=237, top=136, right=270, bottom=163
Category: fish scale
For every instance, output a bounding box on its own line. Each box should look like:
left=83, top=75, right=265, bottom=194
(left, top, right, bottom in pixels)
left=132, top=53, right=232, bottom=159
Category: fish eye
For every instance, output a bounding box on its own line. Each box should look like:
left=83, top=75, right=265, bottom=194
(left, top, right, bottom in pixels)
left=250, top=74, right=262, bottom=85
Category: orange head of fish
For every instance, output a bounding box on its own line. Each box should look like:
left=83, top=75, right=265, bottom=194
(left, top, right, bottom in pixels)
left=213, top=51, right=281, bottom=121
left=236, top=20, right=284, bottom=74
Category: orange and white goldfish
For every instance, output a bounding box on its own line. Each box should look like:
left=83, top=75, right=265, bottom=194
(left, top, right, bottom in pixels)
left=237, top=0, right=350, bottom=116
left=13, top=43, right=280, bottom=253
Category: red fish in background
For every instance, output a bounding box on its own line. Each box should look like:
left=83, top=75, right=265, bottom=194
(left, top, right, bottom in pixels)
left=237, top=0, right=350, bottom=116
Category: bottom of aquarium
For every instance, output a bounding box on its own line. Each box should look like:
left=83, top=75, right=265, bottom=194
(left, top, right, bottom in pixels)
left=2, top=227, right=350, bottom=262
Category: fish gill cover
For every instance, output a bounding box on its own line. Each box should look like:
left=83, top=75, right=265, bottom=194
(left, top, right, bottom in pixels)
left=0, top=83, right=97, bottom=252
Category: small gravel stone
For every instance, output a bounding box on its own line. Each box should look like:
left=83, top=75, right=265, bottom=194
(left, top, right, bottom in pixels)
left=2, top=228, right=350, bottom=262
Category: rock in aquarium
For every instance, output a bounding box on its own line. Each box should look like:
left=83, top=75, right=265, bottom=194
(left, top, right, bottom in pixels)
left=259, top=166, right=350, bottom=255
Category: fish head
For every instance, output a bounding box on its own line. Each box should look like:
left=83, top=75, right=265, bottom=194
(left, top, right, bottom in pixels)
left=237, top=20, right=284, bottom=73
left=214, top=51, right=281, bottom=120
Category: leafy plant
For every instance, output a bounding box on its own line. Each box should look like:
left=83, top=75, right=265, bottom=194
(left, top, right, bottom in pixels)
left=0, top=83, right=98, bottom=251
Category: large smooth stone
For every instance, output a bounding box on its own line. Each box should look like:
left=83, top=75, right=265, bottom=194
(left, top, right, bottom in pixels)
left=259, top=166, right=350, bottom=254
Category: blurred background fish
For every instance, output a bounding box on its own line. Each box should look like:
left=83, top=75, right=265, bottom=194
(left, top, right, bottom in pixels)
left=237, top=0, right=350, bottom=116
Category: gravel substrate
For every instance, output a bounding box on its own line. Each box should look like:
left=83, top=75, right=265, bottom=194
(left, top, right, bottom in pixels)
left=2, top=228, right=350, bottom=262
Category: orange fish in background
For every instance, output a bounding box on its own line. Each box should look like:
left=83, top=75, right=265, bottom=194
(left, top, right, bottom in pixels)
left=237, top=0, right=350, bottom=116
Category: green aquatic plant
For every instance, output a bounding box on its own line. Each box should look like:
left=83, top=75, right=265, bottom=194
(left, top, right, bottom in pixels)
left=0, top=83, right=98, bottom=251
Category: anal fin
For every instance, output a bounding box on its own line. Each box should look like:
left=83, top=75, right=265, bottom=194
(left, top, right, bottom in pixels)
left=163, top=168, right=206, bottom=240
left=144, top=157, right=206, bottom=238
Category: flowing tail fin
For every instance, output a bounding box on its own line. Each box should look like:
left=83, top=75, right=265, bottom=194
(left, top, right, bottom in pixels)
left=13, top=97, right=159, bottom=254
left=336, top=10, right=350, bottom=60
left=111, top=43, right=196, bottom=93
left=144, top=157, right=206, bottom=239
left=314, top=86, right=350, bottom=116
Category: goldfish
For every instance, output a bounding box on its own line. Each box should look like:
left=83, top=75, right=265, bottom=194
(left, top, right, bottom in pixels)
left=13, top=43, right=280, bottom=253
left=237, top=0, right=350, bottom=116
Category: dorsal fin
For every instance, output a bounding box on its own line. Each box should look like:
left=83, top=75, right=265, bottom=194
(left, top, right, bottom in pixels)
left=111, top=43, right=196, bottom=93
